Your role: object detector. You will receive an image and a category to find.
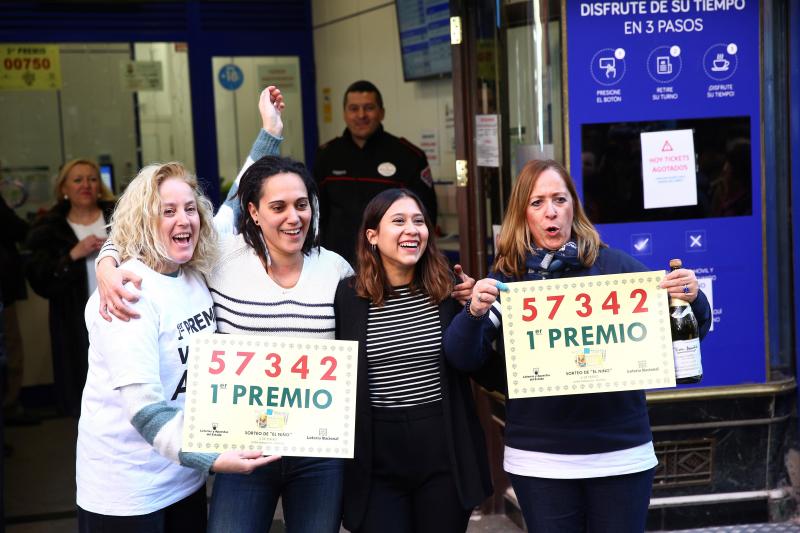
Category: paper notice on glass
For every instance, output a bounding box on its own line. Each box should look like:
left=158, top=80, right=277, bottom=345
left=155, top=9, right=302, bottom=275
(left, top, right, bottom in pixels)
left=120, top=61, right=163, bottom=91
left=475, top=114, right=500, bottom=167
left=640, top=129, right=697, bottom=209
left=420, top=130, right=439, bottom=165
left=500, top=272, right=675, bottom=399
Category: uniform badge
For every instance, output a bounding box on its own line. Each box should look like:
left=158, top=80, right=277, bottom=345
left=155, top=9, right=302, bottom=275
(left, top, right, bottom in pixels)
left=377, top=162, right=397, bottom=177
left=420, top=166, right=433, bottom=188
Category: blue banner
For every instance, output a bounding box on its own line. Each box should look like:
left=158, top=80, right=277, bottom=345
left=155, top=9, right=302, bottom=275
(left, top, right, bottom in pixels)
left=566, top=0, right=763, bottom=387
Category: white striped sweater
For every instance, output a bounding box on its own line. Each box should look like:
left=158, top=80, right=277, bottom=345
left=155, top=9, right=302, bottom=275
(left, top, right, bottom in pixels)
left=208, top=237, right=352, bottom=339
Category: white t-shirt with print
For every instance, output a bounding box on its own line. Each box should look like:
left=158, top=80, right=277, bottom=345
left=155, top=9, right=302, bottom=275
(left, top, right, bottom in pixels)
left=76, top=259, right=216, bottom=516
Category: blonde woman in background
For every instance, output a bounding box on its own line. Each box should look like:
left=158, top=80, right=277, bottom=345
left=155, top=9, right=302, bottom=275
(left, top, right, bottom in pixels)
left=26, top=159, right=115, bottom=416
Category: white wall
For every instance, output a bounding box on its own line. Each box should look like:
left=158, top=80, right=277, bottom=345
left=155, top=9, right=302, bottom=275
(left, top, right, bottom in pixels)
left=312, top=0, right=459, bottom=235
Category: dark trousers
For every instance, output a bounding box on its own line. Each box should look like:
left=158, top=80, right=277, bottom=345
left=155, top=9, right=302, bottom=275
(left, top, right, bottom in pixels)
left=357, top=401, right=470, bottom=533
left=77, top=485, right=207, bottom=533
left=509, top=467, right=656, bottom=533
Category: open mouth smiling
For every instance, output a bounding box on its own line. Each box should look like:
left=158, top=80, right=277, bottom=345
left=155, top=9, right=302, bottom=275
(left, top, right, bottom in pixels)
left=173, top=232, right=192, bottom=244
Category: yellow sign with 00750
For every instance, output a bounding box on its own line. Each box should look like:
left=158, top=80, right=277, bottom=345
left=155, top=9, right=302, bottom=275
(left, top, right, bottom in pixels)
left=0, top=44, right=62, bottom=90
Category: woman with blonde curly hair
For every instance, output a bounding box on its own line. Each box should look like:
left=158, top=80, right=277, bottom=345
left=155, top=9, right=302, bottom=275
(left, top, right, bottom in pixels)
left=76, top=162, right=278, bottom=533
left=27, top=158, right=116, bottom=416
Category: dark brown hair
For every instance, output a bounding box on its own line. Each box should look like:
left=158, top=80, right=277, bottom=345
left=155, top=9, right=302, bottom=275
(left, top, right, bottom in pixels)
left=354, top=189, right=451, bottom=306
left=237, top=156, right=319, bottom=267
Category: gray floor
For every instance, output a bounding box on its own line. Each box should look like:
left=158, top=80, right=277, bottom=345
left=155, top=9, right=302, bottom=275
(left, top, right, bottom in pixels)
left=13, top=417, right=796, bottom=533
left=4, top=415, right=522, bottom=532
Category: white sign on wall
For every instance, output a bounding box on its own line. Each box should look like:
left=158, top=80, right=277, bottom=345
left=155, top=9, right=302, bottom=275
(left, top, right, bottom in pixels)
left=420, top=130, right=439, bottom=165
left=640, top=129, right=697, bottom=209
left=120, top=61, right=163, bottom=91
left=475, top=114, right=500, bottom=168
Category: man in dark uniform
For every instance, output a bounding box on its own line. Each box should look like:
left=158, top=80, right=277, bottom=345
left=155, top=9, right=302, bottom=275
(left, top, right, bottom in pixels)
left=313, top=80, right=437, bottom=264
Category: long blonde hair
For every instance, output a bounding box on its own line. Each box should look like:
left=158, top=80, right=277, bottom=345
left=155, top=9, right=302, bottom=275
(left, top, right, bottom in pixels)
left=54, top=159, right=115, bottom=204
left=494, top=159, right=604, bottom=279
left=109, top=162, right=218, bottom=276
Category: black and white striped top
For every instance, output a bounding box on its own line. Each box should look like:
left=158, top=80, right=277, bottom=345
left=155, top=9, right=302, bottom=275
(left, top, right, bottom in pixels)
left=366, top=286, right=443, bottom=408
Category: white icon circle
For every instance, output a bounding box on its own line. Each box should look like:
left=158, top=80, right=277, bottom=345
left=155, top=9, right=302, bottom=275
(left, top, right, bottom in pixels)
left=614, top=48, right=625, bottom=60
left=703, top=43, right=738, bottom=81
left=727, top=43, right=738, bottom=55
left=647, top=46, right=682, bottom=84
left=670, top=45, right=681, bottom=57
left=590, top=48, right=626, bottom=86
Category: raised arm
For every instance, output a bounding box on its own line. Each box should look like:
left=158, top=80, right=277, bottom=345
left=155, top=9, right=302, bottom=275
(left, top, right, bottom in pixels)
left=214, top=86, right=285, bottom=235
left=96, top=86, right=287, bottom=321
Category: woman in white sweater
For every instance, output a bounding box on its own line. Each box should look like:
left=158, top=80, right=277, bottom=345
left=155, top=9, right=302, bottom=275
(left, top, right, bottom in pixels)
left=96, top=88, right=353, bottom=532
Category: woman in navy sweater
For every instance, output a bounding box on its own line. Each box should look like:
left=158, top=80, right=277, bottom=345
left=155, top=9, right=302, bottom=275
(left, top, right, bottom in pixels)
left=443, top=159, right=711, bottom=533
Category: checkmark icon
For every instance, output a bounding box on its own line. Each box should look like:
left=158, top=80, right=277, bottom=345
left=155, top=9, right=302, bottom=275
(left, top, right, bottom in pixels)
left=633, top=238, right=649, bottom=252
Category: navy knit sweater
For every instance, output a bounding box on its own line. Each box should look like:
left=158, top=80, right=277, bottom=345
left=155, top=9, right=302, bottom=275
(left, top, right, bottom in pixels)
left=443, top=247, right=712, bottom=455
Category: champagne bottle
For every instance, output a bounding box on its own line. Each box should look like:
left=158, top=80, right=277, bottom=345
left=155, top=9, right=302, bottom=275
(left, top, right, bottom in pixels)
left=669, top=258, right=703, bottom=383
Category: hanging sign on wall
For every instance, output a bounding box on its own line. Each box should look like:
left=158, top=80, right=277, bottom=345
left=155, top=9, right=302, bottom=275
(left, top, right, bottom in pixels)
left=0, top=44, right=61, bottom=90
left=218, top=63, right=244, bottom=91
left=120, top=61, right=164, bottom=91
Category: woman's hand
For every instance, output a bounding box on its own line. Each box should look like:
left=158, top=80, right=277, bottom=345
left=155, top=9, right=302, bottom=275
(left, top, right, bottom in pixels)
left=659, top=267, right=699, bottom=303
left=69, top=235, right=105, bottom=261
left=451, top=264, right=475, bottom=305
left=260, top=85, right=285, bottom=138
left=468, top=278, right=509, bottom=317
left=211, top=451, right=281, bottom=474
left=97, top=256, right=143, bottom=322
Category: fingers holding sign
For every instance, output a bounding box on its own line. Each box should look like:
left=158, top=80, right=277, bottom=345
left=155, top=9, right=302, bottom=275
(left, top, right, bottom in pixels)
left=469, top=279, right=509, bottom=317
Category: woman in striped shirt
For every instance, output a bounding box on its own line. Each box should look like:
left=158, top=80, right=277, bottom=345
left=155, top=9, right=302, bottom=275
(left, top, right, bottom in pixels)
left=334, top=188, right=492, bottom=533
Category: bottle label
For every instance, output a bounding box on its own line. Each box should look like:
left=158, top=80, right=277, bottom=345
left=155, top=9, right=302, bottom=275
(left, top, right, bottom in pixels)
left=673, top=338, right=702, bottom=378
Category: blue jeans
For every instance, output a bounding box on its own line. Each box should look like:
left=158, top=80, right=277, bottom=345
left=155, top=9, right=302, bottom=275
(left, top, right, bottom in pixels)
left=509, top=468, right=655, bottom=533
left=208, top=457, right=343, bottom=533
